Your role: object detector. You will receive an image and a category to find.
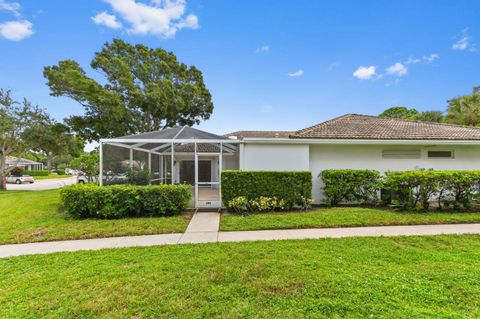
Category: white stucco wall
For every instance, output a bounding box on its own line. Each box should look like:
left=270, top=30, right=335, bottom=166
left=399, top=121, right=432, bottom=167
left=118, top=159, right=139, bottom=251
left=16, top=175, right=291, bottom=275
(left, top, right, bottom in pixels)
left=223, top=153, right=239, bottom=170
left=240, top=142, right=480, bottom=203
left=309, top=144, right=480, bottom=203
left=241, top=143, right=310, bottom=171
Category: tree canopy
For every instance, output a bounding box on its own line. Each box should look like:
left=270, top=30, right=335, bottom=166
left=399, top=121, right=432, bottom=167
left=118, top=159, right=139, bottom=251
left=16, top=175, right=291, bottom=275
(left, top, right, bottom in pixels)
left=379, top=107, right=444, bottom=123
left=27, top=122, right=84, bottom=169
left=377, top=86, right=480, bottom=126
left=44, top=39, right=214, bottom=142
left=415, top=110, right=444, bottom=123
left=445, top=90, right=480, bottom=126
left=378, top=106, right=420, bottom=120
left=70, top=152, right=99, bottom=182
left=0, top=89, right=51, bottom=190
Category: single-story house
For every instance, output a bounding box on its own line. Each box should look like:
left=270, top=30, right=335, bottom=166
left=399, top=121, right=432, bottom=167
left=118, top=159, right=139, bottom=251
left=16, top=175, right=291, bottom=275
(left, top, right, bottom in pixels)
left=99, top=114, right=480, bottom=208
left=6, top=156, right=44, bottom=171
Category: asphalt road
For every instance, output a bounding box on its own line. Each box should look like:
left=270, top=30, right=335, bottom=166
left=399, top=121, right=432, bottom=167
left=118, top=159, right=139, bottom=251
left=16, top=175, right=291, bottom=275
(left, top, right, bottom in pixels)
left=6, top=176, right=77, bottom=191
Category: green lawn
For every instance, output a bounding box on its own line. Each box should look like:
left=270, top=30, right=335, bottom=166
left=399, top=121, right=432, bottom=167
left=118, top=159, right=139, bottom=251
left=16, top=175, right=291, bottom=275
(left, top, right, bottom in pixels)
left=34, top=174, right=72, bottom=180
left=221, top=207, right=480, bottom=231
left=1, top=235, right=480, bottom=318
left=0, top=190, right=191, bottom=244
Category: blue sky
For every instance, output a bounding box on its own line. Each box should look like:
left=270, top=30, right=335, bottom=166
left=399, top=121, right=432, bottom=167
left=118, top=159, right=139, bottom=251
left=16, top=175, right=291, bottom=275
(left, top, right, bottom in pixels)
left=1, top=0, right=480, bottom=141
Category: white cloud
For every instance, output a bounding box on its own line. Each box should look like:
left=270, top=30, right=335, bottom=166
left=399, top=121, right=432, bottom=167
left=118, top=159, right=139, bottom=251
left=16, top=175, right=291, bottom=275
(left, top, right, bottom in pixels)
left=92, top=11, right=123, bottom=29
left=255, top=45, right=269, bottom=54
left=453, top=28, right=475, bottom=52
left=260, top=104, right=274, bottom=113
left=288, top=69, right=304, bottom=77
left=404, top=53, right=439, bottom=65
left=423, top=53, right=439, bottom=63
left=386, top=62, right=408, bottom=77
left=453, top=36, right=469, bottom=50
left=102, top=0, right=199, bottom=38
left=404, top=57, right=421, bottom=65
left=0, top=0, right=21, bottom=17
left=0, top=20, right=34, bottom=41
left=353, top=66, right=377, bottom=80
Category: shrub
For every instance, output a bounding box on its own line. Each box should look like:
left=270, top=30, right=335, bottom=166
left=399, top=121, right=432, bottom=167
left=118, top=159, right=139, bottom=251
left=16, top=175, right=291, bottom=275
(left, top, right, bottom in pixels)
left=250, top=196, right=286, bottom=212
left=221, top=170, right=312, bottom=211
left=384, top=171, right=442, bottom=211
left=126, top=167, right=152, bottom=185
left=299, top=196, right=314, bottom=211
left=227, top=196, right=250, bottom=214
left=9, top=166, right=24, bottom=175
left=56, top=169, right=66, bottom=175
left=23, top=170, right=49, bottom=176
left=439, top=171, right=480, bottom=209
left=60, top=184, right=192, bottom=219
left=383, top=170, right=480, bottom=211
left=320, top=169, right=382, bottom=206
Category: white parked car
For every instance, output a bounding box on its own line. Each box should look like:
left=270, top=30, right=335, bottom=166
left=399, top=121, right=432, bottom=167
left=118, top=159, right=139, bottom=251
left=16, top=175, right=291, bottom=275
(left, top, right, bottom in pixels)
left=7, top=174, right=35, bottom=184
left=77, top=173, right=127, bottom=184
left=65, top=168, right=79, bottom=175
left=76, top=174, right=97, bottom=184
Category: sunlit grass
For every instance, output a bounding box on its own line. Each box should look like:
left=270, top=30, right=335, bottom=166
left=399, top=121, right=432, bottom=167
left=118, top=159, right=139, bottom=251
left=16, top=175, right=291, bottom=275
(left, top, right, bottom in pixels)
left=221, top=206, right=480, bottom=231
left=0, top=189, right=191, bottom=244
left=1, top=235, right=480, bottom=318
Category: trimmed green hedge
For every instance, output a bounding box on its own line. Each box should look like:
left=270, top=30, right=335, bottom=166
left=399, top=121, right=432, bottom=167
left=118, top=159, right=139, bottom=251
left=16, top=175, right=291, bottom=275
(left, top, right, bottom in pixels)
left=60, top=184, right=192, bottom=219
left=320, top=169, right=480, bottom=210
left=24, top=170, right=49, bottom=176
left=384, top=170, right=480, bottom=210
left=57, top=169, right=66, bottom=175
left=221, top=170, right=312, bottom=210
left=320, top=169, right=382, bottom=206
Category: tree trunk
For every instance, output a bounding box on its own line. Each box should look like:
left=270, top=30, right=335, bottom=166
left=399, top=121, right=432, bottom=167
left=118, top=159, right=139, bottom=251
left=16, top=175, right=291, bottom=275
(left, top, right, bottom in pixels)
left=46, top=152, right=53, bottom=171
left=0, top=154, right=6, bottom=191
left=0, top=174, right=6, bottom=191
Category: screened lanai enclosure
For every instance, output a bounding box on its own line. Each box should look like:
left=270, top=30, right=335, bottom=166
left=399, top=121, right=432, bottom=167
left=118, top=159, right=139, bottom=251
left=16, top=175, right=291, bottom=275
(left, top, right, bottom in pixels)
left=99, top=126, right=240, bottom=208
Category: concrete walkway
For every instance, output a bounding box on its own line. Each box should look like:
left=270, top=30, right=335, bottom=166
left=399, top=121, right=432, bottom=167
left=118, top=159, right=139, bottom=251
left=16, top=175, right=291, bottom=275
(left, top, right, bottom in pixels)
left=1, top=218, right=480, bottom=258
left=179, top=212, right=220, bottom=244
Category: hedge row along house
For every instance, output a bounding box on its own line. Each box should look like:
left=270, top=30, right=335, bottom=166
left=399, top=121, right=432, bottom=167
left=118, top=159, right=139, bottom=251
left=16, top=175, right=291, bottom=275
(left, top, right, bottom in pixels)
left=99, top=114, right=480, bottom=208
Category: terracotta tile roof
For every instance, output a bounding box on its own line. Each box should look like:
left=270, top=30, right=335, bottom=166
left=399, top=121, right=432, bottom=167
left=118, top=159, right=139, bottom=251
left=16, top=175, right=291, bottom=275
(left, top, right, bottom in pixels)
left=292, top=114, right=480, bottom=140
left=224, top=131, right=294, bottom=139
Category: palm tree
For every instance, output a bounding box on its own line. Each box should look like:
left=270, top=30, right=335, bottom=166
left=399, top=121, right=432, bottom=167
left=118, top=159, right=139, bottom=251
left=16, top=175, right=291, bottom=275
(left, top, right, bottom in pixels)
left=445, top=93, right=480, bottom=126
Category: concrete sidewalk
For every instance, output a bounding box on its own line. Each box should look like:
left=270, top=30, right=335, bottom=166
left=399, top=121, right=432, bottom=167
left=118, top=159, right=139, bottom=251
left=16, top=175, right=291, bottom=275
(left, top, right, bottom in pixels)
left=2, top=221, right=480, bottom=258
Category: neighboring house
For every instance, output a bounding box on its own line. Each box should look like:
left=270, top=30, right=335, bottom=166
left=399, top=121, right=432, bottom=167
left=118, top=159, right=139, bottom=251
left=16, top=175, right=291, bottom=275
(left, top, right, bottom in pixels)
left=100, top=114, right=480, bottom=207
left=6, top=156, right=44, bottom=171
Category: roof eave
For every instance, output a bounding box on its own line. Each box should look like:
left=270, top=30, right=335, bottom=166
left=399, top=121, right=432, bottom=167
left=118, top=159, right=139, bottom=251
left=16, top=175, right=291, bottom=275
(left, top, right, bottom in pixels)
left=100, top=138, right=241, bottom=144
left=241, top=137, right=480, bottom=145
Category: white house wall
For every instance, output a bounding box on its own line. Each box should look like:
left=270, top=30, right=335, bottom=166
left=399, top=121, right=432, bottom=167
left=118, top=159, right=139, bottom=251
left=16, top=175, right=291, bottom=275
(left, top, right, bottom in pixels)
left=241, top=144, right=310, bottom=171
left=223, top=153, right=239, bottom=170
left=240, top=142, right=480, bottom=204
left=310, top=144, right=480, bottom=203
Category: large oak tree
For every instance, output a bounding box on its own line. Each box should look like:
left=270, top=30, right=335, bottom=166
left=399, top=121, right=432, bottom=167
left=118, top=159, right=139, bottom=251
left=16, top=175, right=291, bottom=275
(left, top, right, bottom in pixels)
left=44, top=39, right=214, bottom=142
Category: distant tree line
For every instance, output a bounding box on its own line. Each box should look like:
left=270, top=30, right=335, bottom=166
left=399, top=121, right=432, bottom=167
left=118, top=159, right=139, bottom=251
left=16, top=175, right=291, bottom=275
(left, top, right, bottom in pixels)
left=0, top=89, right=83, bottom=190
left=379, top=86, right=480, bottom=126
